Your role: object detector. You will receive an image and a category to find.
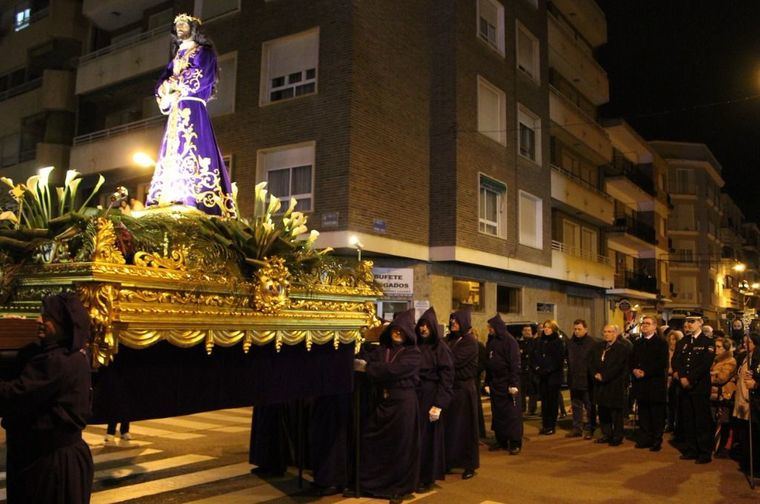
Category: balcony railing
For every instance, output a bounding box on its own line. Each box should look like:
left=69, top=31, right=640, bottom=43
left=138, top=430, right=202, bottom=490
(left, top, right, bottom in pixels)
left=614, top=270, right=658, bottom=294
left=610, top=215, right=656, bottom=244
left=605, top=158, right=656, bottom=196
left=0, top=78, right=42, bottom=103
left=79, top=25, right=171, bottom=64
left=551, top=240, right=610, bottom=265
left=73, top=115, right=164, bottom=145
left=550, top=164, right=612, bottom=201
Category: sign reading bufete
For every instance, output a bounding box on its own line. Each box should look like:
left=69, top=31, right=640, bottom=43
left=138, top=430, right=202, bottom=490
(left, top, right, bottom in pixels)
left=372, top=268, right=414, bottom=297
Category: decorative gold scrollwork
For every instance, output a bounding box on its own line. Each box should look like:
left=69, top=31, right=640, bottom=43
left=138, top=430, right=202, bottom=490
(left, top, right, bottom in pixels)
left=252, top=257, right=291, bottom=315
left=134, top=248, right=188, bottom=271
left=77, top=282, right=119, bottom=367
left=92, top=218, right=126, bottom=265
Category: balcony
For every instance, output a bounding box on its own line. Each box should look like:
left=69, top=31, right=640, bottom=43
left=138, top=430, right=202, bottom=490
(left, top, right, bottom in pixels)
left=550, top=164, right=614, bottom=225
left=607, top=215, right=656, bottom=252
left=549, top=0, right=607, bottom=48
left=547, top=11, right=609, bottom=105
left=83, top=0, right=166, bottom=31
left=76, top=26, right=172, bottom=95
left=0, top=0, right=85, bottom=72
left=549, top=86, right=612, bottom=165
left=551, top=241, right=614, bottom=288
left=0, top=143, right=71, bottom=183
left=70, top=116, right=164, bottom=175
left=613, top=270, right=658, bottom=295
left=603, top=160, right=656, bottom=206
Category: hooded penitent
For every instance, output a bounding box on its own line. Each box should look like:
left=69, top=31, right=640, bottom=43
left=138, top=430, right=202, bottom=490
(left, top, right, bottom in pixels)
left=358, top=308, right=421, bottom=498
left=415, top=307, right=454, bottom=485
left=444, top=309, right=480, bottom=470
left=485, top=314, right=524, bottom=448
left=41, top=292, right=91, bottom=352
left=0, top=293, right=94, bottom=503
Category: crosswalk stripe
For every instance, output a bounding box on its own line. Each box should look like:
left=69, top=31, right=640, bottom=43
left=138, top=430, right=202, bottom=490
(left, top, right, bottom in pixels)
left=117, top=423, right=205, bottom=440
left=218, top=407, right=253, bottom=418
left=182, top=484, right=290, bottom=503
left=192, top=411, right=252, bottom=424
left=95, top=453, right=214, bottom=482
left=209, top=425, right=250, bottom=434
left=92, top=448, right=162, bottom=465
left=145, top=417, right=222, bottom=431
left=90, top=461, right=251, bottom=504
left=334, top=489, right=438, bottom=504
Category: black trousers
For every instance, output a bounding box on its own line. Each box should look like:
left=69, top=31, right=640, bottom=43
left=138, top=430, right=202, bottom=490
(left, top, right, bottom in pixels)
left=666, top=380, right=678, bottom=431
left=679, top=391, right=713, bottom=458
left=598, top=405, right=624, bottom=442
left=540, top=381, right=560, bottom=430
left=637, top=401, right=665, bottom=447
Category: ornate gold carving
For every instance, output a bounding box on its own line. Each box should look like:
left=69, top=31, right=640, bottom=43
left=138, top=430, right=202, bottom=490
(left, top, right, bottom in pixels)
left=92, top=218, right=126, bottom=265
left=134, top=248, right=187, bottom=271
left=77, top=283, right=119, bottom=367
left=252, top=257, right=290, bottom=315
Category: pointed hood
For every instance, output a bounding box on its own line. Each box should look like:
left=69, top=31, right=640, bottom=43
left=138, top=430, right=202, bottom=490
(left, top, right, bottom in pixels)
left=449, top=309, right=472, bottom=336
left=416, top=306, right=440, bottom=344
left=41, top=292, right=91, bottom=352
left=487, top=313, right=508, bottom=340
left=380, top=308, right=417, bottom=347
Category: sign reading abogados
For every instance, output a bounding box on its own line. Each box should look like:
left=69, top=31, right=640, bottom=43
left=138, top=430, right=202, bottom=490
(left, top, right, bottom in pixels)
left=372, top=268, right=414, bottom=297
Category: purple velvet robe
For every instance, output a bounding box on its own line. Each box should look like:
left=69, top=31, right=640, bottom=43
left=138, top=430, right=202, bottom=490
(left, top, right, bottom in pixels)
left=147, top=45, right=237, bottom=218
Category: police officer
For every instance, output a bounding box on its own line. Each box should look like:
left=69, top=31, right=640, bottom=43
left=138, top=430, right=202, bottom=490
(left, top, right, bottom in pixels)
left=671, top=312, right=715, bottom=464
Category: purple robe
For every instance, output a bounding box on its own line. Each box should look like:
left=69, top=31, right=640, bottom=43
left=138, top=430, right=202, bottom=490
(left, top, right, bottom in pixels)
left=147, top=45, right=237, bottom=218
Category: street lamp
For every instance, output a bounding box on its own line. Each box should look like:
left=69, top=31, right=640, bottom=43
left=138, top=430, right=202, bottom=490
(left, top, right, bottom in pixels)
left=733, top=262, right=746, bottom=273
left=132, top=152, right=155, bottom=168
left=349, top=234, right=364, bottom=262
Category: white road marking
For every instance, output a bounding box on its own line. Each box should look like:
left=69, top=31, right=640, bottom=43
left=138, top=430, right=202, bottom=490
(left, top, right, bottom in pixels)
left=95, top=453, right=214, bottom=481
left=90, top=461, right=251, bottom=504
left=191, top=411, right=252, bottom=424
left=144, top=417, right=222, bottom=431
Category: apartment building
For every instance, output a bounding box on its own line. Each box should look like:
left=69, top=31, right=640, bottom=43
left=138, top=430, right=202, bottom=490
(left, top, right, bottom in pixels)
left=717, top=193, right=748, bottom=324
left=650, top=141, right=724, bottom=322
left=603, top=120, right=671, bottom=326
left=0, top=0, right=86, bottom=184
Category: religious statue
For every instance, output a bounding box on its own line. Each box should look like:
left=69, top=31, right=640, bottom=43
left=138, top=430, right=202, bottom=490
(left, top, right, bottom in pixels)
left=146, top=13, right=237, bottom=218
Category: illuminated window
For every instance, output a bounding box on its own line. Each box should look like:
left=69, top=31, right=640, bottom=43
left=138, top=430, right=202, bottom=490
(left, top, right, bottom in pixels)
left=477, top=76, right=506, bottom=145
left=479, top=175, right=507, bottom=237
left=14, top=5, right=31, bottom=31
left=453, top=279, right=484, bottom=312
left=516, top=22, right=540, bottom=82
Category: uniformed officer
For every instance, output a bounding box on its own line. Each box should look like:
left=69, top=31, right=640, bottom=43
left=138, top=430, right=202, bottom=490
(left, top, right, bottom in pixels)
left=671, top=312, right=715, bottom=464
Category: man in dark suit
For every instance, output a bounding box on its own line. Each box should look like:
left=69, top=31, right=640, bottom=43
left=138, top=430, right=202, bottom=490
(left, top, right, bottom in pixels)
left=630, top=315, right=669, bottom=451
left=672, top=312, right=716, bottom=464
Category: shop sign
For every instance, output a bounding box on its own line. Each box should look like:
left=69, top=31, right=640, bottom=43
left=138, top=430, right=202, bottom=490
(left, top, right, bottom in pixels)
left=373, top=267, right=413, bottom=296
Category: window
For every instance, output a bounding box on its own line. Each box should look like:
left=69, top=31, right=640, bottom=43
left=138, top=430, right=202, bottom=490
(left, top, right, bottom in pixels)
left=208, top=52, right=237, bottom=117
left=673, top=167, right=695, bottom=194
left=516, top=22, right=540, bottom=82
left=519, top=190, right=543, bottom=249
left=497, top=285, right=521, bottom=314
left=517, top=104, right=541, bottom=163
left=537, top=303, right=555, bottom=318
left=479, top=175, right=507, bottom=237
left=671, top=204, right=696, bottom=231
left=477, top=76, right=506, bottom=145
left=581, top=227, right=597, bottom=260
left=477, top=0, right=505, bottom=55
left=562, top=220, right=579, bottom=254
left=453, top=279, right=484, bottom=311
left=672, top=240, right=695, bottom=263
left=0, top=134, right=20, bottom=167
left=14, top=2, right=31, bottom=32
left=195, top=0, right=240, bottom=21
left=260, top=28, right=319, bottom=105
left=258, top=142, right=315, bottom=212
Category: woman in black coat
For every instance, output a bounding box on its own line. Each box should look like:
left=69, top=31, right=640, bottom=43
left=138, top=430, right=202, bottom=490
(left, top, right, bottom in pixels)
left=354, top=308, right=421, bottom=503
left=531, top=319, right=564, bottom=435
left=591, top=324, right=631, bottom=446
left=444, top=310, right=480, bottom=479
left=0, top=293, right=94, bottom=504
left=415, top=307, right=454, bottom=492
left=485, top=314, right=524, bottom=454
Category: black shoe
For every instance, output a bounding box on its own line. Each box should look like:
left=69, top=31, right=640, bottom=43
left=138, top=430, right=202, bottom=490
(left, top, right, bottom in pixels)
left=565, top=430, right=582, bottom=438
left=539, top=428, right=555, bottom=436
left=416, top=483, right=431, bottom=493
left=509, top=446, right=522, bottom=455
left=609, top=439, right=623, bottom=447
left=583, top=431, right=594, bottom=440
left=462, top=469, right=476, bottom=480
left=635, top=442, right=652, bottom=449
left=595, top=437, right=610, bottom=444
left=679, top=453, right=697, bottom=460
left=649, top=443, right=662, bottom=452
left=695, top=457, right=711, bottom=465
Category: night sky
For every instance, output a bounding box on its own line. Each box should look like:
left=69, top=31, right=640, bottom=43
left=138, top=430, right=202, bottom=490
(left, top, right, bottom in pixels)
left=597, top=0, right=760, bottom=222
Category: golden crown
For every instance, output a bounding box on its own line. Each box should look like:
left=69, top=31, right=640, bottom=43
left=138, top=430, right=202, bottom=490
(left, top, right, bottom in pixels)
left=174, top=13, right=202, bottom=26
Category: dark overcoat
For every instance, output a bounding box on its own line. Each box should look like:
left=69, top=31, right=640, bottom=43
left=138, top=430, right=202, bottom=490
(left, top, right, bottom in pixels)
left=485, top=314, right=524, bottom=445
left=630, top=334, right=669, bottom=403
left=591, top=340, right=630, bottom=409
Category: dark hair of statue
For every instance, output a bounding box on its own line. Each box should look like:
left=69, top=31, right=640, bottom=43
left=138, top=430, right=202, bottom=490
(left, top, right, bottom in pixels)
left=170, top=19, right=220, bottom=99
